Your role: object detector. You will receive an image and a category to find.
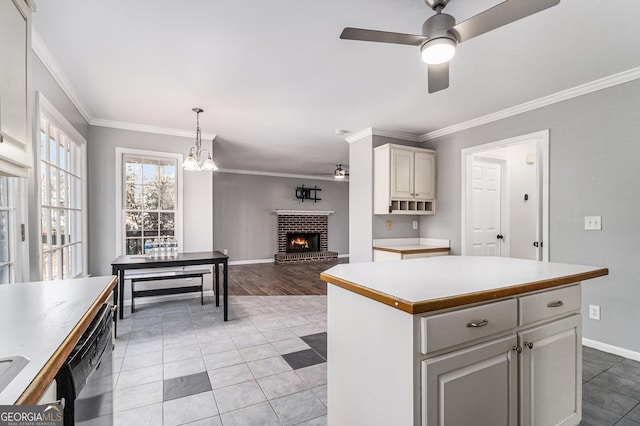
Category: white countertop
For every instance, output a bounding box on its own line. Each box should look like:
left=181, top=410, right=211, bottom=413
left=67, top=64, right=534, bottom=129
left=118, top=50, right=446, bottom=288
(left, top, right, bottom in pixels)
left=0, top=276, right=115, bottom=404
left=321, top=256, right=607, bottom=313
left=372, top=237, right=450, bottom=253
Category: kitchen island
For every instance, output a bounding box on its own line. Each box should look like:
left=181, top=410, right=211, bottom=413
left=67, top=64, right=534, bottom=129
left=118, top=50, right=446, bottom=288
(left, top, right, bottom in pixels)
left=320, top=256, right=608, bottom=426
left=0, top=275, right=116, bottom=405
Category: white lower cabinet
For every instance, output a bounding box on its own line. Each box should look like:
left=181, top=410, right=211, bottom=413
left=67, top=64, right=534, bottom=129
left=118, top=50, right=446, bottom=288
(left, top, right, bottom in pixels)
left=423, top=335, right=518, bottom=425
left=519, top=314, right=581, bottom=426
left=421, top=286, right=582, bottom=426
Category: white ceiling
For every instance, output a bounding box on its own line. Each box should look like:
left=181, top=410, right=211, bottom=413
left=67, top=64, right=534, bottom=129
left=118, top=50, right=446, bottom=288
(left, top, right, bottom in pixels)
left=31, top=0, right=640, bottom=176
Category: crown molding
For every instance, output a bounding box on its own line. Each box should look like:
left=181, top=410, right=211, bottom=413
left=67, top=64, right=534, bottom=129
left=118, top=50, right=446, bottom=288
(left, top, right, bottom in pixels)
left=31, top=28, right=94, bottom=123
left=346, top=127, right=421, bottom=143
left=421, top=66, right=640, bottom=141
left=218, top=168, right=347, bottom=182
left=90, top=118, right=217, bottom=140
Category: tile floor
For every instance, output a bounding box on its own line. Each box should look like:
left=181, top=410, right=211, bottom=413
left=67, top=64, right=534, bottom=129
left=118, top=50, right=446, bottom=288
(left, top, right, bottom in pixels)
left=114, top=295, right=328, bottom=426
left=580, top=346, right=640, bottom=425
left=114, top=295, right=640, bottom=426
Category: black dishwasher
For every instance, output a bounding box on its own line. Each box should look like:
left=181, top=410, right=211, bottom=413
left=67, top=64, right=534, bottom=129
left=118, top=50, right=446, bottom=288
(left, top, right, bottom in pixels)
left=56, top=303, right=113, bottom=425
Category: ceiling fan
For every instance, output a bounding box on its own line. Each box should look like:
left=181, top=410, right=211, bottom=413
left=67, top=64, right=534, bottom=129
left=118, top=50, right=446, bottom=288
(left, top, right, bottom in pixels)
left=333, top=164, right=349, bottom=179
left=340, top=0, right=560, bottom=93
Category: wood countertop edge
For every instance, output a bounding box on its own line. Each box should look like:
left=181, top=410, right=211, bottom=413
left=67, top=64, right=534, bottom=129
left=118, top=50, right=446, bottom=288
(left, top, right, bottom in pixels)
left=15, top=276, right=118, bottom=405
left=320, top=267, right=609, bottom=316
left=372, top=246, right=450, bottom=254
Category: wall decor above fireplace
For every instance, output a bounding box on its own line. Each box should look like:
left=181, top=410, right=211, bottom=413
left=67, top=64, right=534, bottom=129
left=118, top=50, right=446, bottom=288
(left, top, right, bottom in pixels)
left=295, top=185, right=322, bottom=203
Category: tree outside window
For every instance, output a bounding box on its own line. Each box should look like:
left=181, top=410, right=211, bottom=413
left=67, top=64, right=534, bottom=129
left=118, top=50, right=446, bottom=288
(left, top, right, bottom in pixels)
left=123, top=155, right=177, bottom=255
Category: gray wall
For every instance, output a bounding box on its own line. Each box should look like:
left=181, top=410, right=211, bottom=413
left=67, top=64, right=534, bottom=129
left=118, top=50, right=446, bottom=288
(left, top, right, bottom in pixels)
left=87, top=126, right=213, bottom=279
left=213, top=172, right=349, bottom=261
left=420, top=79, right=640, bottom=352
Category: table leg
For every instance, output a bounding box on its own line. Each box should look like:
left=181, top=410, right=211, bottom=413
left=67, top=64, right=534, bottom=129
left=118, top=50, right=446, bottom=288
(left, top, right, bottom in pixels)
left=114, top=267, right=125, bottom=320
left=215, top=264, right=220, bottom=307
left=223, top=260, right=228, bottom=321
left=112, top=286, right=118, bottom=338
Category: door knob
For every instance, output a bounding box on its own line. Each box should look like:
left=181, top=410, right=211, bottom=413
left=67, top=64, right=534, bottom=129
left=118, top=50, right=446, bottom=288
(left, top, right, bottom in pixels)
left=496, top=234, right=504, bottom=240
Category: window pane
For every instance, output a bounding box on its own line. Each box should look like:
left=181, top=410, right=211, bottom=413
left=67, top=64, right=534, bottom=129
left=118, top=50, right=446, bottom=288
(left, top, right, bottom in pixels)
left=125, top=212, right=142, bottom=238
left=51, top=250, right=60, bottom=280
left=62, top=246, right=69, bottom=279
left=125, top=159, right=142, bottom=185
left=49, top=123, right=57, bottom=164
left=50, top=168, right=58, bottom=206
left=126, top=184, right=142, bottom=210
left=126, top=238, right=142, bottom=255
left=142, top=162, right=158, bottom=185
left=41, top=163, right=49, bottom=206
left=58, top=135, right=67, bottom=170
left=143, top=185, right=159, bottom=210
left=41, top=208, right=50, bottom=250
left=59, top=209, right=67, bottom=245
left=0, top=178, right=6, bottom=207
left=0, top=211, right=9, bottom=262
left=0, top=265, right=9, bottom=284
left=59, top=171, right=67, bottom=208
left=50, top=209, right=58, bottom=246
left=160, top=212, right=174, bottom=235
left=143, top=212, right=159, bottom=235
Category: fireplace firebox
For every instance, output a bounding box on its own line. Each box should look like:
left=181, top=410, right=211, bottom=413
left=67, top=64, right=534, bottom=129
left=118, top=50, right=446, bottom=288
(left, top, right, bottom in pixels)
left=286, top=232, right=320, bottom=253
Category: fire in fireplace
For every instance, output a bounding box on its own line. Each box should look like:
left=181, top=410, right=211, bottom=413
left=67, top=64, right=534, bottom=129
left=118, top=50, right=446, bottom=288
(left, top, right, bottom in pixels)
left=286, top=232, right=320, bottom=253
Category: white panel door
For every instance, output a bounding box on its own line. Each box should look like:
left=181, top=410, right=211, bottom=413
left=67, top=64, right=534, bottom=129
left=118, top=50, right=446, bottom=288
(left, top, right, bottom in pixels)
left=519, top=315, right=582, bottom=426
left=470, top=157, right=503, bottom=256
left=414, top=151, right=435, bottom=200
left=423, top=335, right=518, bottom=426
left=390, top=148, right=413, bottom=198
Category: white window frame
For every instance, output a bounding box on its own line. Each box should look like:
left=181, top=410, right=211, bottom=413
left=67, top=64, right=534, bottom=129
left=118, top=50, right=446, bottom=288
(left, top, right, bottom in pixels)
left=0, top=177, right=27, bottom=283
left=115, top=147, right=184, bottom=257
left=35, top=92, right=88, bottom=280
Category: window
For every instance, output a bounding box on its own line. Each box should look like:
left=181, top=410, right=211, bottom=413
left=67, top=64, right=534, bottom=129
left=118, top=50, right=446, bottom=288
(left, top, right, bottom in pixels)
left=38, top=94, right=87, bottom=280
left=116, top=149, right=183, bottom=256
left=0, top=178, right=14, bottom=283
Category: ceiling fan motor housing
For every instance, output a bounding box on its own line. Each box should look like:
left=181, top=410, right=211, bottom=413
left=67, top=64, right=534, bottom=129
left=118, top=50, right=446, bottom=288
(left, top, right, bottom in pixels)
left=422, top=12, right=457, bottom=43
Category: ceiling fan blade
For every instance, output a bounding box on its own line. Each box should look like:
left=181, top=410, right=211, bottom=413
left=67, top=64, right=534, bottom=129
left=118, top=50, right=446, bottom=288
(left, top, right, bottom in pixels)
left=451, top=0, right=560, bottom=43
left=428, top=62, right=449, bottom=93
left=340, top=27, right=426, bottom=46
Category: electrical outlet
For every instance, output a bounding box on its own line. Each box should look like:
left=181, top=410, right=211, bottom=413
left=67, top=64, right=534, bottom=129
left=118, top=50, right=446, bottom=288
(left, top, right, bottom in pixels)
left=412, top=220, right=418, bottom=230
left=386, top=220, right=392, bottom=231
left=589, top=304, right=601, bottom=320
left=584, top=216, right=602, bottom=231
left=223, top=249, right=228, bottom=255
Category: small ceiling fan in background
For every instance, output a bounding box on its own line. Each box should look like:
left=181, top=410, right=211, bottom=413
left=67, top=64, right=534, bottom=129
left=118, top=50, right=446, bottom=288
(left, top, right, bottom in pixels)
left=340, top=0, right=560, bottom=93
left=333, top=164, right=349, bottom=179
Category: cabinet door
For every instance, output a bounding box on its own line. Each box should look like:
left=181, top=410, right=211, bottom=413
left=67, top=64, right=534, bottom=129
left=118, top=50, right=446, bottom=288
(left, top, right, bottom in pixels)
left=519, top=314, right=581, bottom=426
left=390, top=148, right=414, bottom=199
left=414, top=151, right=435, bottom=200
left=423, top=335, right=518, bottom=426
left=0, top=0, right=30, bottom=174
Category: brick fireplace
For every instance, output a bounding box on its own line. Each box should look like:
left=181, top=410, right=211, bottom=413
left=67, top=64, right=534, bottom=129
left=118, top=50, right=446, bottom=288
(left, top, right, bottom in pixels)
left=274, top=210, right=338, bottom=263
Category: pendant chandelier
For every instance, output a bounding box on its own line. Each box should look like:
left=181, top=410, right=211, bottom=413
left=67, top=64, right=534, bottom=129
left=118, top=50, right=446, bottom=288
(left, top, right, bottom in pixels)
left=182, top=107, right=218, bottom=171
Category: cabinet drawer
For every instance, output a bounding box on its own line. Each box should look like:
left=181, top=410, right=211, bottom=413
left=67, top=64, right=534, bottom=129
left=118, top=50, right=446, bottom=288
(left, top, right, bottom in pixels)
left=519, top=285, right=580, bottom=326
left=421, top=299, right=517, bottom=354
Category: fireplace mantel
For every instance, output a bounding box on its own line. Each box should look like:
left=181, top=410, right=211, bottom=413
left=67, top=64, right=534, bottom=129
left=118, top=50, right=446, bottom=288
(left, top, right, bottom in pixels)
left=273, top=210, right=334, bottom=216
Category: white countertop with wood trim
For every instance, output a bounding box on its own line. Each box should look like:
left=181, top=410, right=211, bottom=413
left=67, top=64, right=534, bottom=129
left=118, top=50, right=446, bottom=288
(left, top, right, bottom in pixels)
left=0, top=276, right=116, bottom=404
left=372, top=237, right=450, bottom=254
left=321, top=256, right=608, bottom=315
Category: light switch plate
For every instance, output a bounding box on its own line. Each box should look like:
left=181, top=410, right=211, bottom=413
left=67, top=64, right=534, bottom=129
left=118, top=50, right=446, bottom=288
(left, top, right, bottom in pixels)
left=584, top=216, right=602, bottom=231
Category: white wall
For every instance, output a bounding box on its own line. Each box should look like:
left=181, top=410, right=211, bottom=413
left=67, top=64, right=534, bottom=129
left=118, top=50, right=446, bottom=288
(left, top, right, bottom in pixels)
left=348, top=135, right=374, bottom=263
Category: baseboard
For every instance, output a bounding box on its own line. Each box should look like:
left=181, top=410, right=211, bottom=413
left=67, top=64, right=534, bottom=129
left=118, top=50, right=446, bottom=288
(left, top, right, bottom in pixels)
left=228, top=258, right=274, bottom=266
left=582, top=338, right=640, bottom=362
left=227, top=254, right=349, bottom=265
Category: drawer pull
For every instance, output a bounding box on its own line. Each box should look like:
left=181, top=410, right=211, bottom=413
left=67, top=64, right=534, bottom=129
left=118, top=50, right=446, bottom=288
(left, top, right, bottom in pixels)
left=466, top=319, right=489, bottom=328
left=547, top=301, right=564, bottom=308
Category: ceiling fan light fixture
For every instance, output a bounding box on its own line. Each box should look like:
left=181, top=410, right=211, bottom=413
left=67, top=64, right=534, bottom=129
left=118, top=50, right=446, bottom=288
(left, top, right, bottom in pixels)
left=200, top=153, right=218, bottom=171
left=182, top=150, right=200, bottom=171
left=421, top=37, right=456, bottom=64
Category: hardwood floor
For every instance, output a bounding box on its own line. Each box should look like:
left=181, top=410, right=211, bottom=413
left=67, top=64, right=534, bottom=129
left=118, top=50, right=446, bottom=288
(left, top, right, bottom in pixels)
left=227, top=258, right=348, bottom=296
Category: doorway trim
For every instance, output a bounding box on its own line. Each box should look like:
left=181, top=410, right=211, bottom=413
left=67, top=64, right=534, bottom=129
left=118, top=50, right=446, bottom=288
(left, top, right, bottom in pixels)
left=461, top=130, right=549, bottom=261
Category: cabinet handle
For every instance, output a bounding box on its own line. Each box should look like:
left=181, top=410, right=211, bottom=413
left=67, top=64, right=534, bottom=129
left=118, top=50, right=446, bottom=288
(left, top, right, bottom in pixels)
left=466, top=319, right=489, bottom=328
left=524, top=341, right=534, bottom=349
left=547, top=301, right=563, bottom=308
left=512, top=345, right=522, bottom=353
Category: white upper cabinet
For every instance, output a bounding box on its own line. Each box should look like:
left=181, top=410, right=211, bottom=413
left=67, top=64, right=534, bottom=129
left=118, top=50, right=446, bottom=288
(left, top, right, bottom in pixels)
left=0, top=0, right=32, bottom=177
left=374, top=143, right=436, bottom=215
